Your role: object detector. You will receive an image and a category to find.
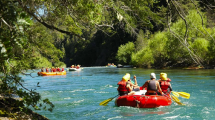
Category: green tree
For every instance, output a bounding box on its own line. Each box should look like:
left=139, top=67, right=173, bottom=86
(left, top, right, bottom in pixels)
left=116, top=42, right=135, bottom=64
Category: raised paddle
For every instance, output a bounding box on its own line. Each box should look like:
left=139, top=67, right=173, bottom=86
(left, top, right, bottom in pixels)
left=177, top=92, right=190, bottom=99
left=171, top=91, right=190, bottom=99
left=171, top=91, right=179, bottom=97
left=99, top=95, right=119, bottom=106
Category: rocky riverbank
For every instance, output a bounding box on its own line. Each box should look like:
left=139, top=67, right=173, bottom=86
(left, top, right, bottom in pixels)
left=0, top=97, right=49, bottom=120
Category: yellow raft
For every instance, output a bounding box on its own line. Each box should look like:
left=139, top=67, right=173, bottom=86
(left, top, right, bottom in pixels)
left=38, top=71, right=66, bottom=76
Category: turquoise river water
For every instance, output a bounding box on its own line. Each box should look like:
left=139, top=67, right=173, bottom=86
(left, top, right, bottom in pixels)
left=22, top=67, right=215, bottom=120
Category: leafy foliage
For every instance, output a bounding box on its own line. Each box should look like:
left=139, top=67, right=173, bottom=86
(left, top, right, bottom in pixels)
left=116, top=42, right=135, bottom=64
left=121, top=10, right=215, bottom=68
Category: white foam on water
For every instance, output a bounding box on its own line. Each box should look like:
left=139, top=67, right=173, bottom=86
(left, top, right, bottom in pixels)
left=64, top=97, right=71, bottom=99
left=94, top=91, right=109, bottom=93
left=69, top=89, right=94, bottom=92
left=164, top=115, right=179, bottom=119
left=107, top=116, right=122, bottom=120
left=73, top=99, right=84, bottom=103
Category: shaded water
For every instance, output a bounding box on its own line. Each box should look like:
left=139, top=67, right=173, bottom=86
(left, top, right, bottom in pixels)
left=22, top=67, right=215, bottom=119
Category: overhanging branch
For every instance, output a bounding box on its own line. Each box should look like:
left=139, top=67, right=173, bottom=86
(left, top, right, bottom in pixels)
left=17, top=0, right=84, bottom=40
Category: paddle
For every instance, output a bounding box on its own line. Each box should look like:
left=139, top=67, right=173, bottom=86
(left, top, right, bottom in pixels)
left=171, top=91, right=179, bottom=97
left=170, top=95, right=185, bottom=105
left=99, top=95, right=119, bottom=106
left=172, top=91, right=190, bottom=99
left=177, top=92, right=190, bottom=99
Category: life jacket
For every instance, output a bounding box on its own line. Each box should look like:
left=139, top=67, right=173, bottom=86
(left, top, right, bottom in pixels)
left=167, top=78, right=171, bottom=82
left=147, top=80, right=157, bottom=91
left=62, top=68, right=64, bottom=71
left=117, top=81, right=128, bottom=92
left=160, top=80, right=170, bottom=92
left=46, top=69, right=49, bottom=72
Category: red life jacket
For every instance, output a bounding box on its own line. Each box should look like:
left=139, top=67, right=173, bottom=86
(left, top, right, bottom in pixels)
left=167, top=78, right=171, bottom=82
left=46, top=69, right=49, bottom=72
left=160, top=81, right=170, bottom=92
left=117, top=81, right=128, bottom=92
left=62, top=68, right=64, bottom=71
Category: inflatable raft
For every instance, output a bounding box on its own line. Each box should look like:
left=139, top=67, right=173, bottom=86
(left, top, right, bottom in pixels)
left=69, top=68, right=81, bottom=71
left=115, top=90, right=172, bottom=108
left=38, top=71, right=66, bottom=76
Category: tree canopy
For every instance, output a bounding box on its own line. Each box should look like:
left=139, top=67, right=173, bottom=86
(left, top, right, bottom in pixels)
left=1, top=0, right=215, bottom=119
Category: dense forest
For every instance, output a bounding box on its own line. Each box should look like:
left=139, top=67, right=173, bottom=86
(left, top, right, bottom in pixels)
left=1, top=0, right=215, bottom=119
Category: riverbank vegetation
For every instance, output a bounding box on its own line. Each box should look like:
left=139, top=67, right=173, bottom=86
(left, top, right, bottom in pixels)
left=1, top=0, right=215, bottom=119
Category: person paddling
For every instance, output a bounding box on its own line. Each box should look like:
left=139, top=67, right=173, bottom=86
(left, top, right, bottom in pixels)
left=117, top=73, right=135, bottom=96
left=127, top=75, right=140, bottom=91
left=142, top=73, right=163, bottom=95
left=157, top=73, right=172, bottom=95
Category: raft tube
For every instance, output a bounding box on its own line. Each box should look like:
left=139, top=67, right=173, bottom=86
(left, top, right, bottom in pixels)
left=38, top=71, right=66, bottom=76
left=115, top=91, right=172, bottom=108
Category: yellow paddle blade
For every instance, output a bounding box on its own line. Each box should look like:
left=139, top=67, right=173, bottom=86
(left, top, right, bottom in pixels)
left=178, top=92, right=190, bottom=99
left=171, top=95, right=185, bottom=105
left=99, top=98, right=114, bottom=106
left=172, top=91, right=179, bottom=97
left=171, top=95, right=180, bottom=102
left=175, top=101, right=185, bottom=105
left=100, top=95, right=119, bottom=106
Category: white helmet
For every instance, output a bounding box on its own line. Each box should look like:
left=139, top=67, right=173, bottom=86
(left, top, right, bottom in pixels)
left=150, top=73, right=156, bottom=79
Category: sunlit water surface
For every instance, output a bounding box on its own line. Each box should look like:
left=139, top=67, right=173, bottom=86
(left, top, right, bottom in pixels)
left=22, top=67, right=215, bottom=120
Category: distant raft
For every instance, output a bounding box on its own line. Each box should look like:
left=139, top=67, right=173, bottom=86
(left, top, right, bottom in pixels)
left=68, top=68, right=81, bottom=71
left=38, top=71, right=66, bottom=76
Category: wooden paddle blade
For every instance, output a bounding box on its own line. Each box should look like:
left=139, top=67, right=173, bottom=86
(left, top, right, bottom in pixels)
left=178, top=92, right=190, bottom=99
left=172, top=91, right=179, bottom=97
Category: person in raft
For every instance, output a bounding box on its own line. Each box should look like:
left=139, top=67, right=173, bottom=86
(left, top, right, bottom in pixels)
left=41, top=67, right=44, bottom=72
left=117, top=73, right=136, bottom=96
left=61, top=67, right=64, bottom=72
left=76, top=65, right=80, bottom=69
left=46, top=67, right=49, bottom=72
left=127, top=75, right=140, bottom=91
left=157, top=73, right=172, bottom=95
left=142, top=73, right=163, bottom=95
left=57, top=67, right=60, bottom=72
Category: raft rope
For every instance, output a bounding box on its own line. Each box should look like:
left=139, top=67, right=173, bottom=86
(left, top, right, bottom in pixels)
left=133, top=95, right=149, bottom=108
left=142, top=95, right=149, bottom=108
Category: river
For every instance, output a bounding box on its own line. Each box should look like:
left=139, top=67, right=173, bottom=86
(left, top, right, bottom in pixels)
left=22, top=67, right=215, bottom=120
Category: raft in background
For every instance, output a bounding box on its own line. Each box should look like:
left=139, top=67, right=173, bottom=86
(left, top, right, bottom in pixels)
left=38, top=71, right=66, bottom=76
left=117, top=64, right=133, bottom=68
left=68, top=68, right=81, bottom=71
